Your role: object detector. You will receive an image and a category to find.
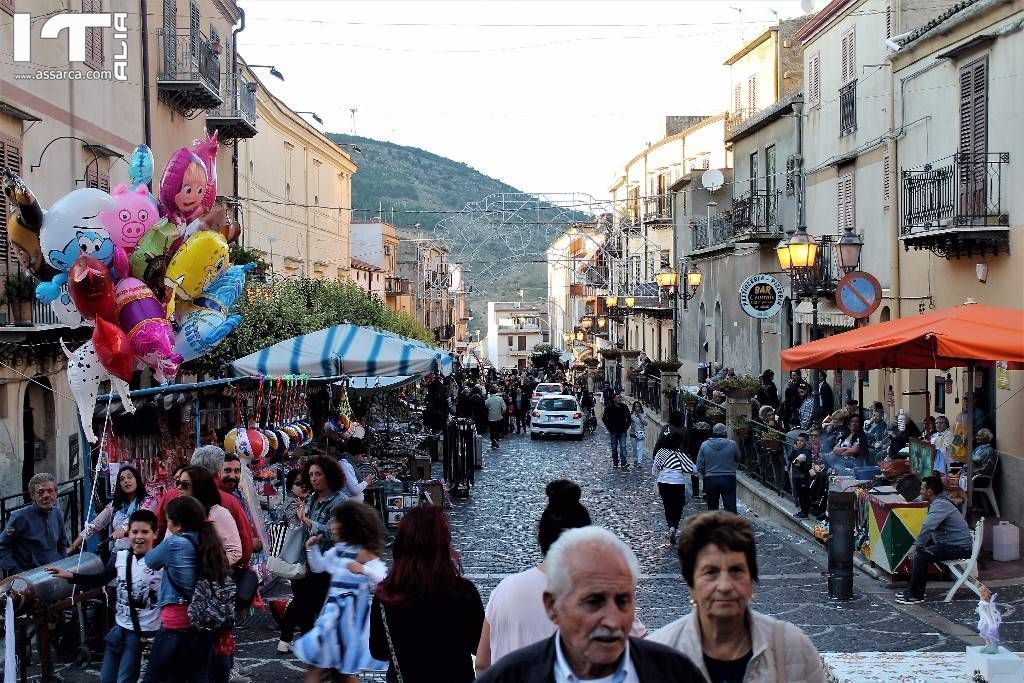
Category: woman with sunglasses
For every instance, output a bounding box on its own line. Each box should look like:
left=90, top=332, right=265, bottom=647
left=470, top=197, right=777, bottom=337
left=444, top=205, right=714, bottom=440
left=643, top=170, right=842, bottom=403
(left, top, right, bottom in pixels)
left=173, top=466, right=242, bottom=566
left=68, top=464, right=157, bottom=555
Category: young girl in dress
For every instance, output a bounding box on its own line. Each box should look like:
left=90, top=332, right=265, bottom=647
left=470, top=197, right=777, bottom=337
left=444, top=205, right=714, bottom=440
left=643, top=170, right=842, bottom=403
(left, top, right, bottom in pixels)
left=293, top=500, right=388, bottom=683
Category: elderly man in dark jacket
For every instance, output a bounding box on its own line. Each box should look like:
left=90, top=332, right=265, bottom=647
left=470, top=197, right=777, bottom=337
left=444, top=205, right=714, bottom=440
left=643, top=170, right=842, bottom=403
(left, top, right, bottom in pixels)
left=476, top=527, right=701, bottom=683
left=0, top=473, right=67, bottom=574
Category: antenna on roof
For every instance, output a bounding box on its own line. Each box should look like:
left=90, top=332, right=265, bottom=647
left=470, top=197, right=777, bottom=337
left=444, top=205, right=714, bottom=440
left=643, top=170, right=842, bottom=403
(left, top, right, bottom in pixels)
left=349, top=107, right=358, bottom=135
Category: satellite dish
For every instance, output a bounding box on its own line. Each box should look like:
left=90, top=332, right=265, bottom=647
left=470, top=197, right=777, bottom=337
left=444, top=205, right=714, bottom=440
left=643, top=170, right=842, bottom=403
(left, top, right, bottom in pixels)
left=800, top=0, right=815, bottom=12
left=701, top=169, right=725, bottom=192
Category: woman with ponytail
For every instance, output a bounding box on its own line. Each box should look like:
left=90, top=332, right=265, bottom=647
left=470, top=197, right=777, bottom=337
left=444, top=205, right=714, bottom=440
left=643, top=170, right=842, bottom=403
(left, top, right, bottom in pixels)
left=370, top=505, right=483, bottom=683
left=475, top=480, right=602, bottom=673
left=143, top=495, right=230, bottom=682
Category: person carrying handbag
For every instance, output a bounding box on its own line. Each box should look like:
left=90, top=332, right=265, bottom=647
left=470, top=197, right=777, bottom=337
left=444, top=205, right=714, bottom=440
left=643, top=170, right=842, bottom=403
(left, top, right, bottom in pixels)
left=271, top=470, right=311, bottom=653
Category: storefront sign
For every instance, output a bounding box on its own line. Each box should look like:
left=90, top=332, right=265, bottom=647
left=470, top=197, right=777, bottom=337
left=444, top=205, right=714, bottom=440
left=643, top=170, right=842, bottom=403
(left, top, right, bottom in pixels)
left=738, top=274, right=784, bottom=319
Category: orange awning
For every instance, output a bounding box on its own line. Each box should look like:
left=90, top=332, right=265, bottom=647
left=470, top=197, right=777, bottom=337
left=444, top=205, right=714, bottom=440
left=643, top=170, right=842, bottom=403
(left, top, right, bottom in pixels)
left=781, top=302, right=1024, bottom=371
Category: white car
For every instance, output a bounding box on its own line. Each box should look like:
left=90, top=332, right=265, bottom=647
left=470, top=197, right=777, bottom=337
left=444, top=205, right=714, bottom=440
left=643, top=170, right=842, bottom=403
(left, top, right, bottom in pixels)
left=531, top=394, right=584, bottom=440
left=531, top=382, right=565, bottom=408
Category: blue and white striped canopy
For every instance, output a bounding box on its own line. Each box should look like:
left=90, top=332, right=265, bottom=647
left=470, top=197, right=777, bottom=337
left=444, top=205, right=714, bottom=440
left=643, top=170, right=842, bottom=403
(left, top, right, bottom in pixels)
left=230, top=324, right=454, bottom=378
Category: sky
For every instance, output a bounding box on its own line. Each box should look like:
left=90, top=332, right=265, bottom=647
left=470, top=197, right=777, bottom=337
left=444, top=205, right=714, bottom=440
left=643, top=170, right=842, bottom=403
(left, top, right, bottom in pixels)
left=240, top=0, right=810, bottom=204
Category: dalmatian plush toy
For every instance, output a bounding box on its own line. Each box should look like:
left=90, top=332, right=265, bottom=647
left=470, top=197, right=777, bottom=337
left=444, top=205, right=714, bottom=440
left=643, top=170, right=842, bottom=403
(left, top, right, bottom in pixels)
left=61, top=338, right=135, bottom=443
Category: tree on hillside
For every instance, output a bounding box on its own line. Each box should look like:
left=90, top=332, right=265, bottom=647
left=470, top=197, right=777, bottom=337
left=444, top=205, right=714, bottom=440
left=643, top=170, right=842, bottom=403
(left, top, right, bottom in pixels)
left=184, top=276, right=435, bottom=377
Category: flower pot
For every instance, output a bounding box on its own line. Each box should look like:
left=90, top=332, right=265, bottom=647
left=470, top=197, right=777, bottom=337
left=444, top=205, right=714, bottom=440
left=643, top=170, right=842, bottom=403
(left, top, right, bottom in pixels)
left=619, top=350, right=641, bottom=359
left=654, top=361, right=682, bottom=372
left=736, top=427, right=752, bottom=438
left=724, top=387, right=757, bottom=399
left=599, top=349, right=621, bottom=360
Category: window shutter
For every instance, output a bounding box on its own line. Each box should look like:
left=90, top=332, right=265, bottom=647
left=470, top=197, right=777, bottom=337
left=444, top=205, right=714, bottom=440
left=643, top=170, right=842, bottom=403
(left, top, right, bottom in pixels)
left=886, top=2, right=893, bottom=39
left=748, top=75, right=758, bottom=115
left=83, top=0, right=104, bottom=67
left=837, top=172, right=854, bottom=232
left=0, top=134, right=21, bottom=266
left=785, top=156, right=796, bottom=196
left=189, top=0, right=200, bottom=58
left=882, top=153, right=891, bottom=210
left=733, top=84, right=742, bottom=115
left=808, top=53, right=820, bottom=107
left=958, top=57, right=988, bottom=215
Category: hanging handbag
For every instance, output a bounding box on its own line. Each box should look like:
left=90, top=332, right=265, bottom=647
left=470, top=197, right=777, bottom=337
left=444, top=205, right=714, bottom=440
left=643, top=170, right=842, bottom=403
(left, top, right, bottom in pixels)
left=267, top=520, right=307, bottom=580
left=378, top=601, right=404, bottom=683
left=267, top=520, right=288, bottom=558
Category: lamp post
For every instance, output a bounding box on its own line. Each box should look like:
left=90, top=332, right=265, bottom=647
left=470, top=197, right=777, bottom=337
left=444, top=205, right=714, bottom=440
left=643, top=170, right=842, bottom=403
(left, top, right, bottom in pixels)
left=835, top=224, right=864, bottom=276
left=776, top=226, right=821, bottom=341
left=656, top=263, right=702, bottom=361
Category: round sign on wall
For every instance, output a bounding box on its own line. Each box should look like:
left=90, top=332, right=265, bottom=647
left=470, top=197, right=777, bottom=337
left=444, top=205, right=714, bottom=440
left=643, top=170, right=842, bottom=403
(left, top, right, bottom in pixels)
left=738, top=274, right=785, bottom=319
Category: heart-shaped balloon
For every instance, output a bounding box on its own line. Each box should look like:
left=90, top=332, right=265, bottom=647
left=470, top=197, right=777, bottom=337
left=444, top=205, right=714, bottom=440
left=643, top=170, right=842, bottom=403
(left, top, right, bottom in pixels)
left=92, top=317, right=135, bottom=382
left=69, top=255, right=116, bottom=321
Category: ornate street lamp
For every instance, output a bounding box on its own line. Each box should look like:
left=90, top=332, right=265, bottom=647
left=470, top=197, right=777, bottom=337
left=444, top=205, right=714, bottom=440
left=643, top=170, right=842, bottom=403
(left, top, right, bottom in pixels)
left=836, top=225, right=864, bottom=275
left=597, top=316, right=607, bottom=329
left=655, top=265, right=678, bottom=289
left=580, top=316, right=594, bottom=330
left=777, top=226, right=821, bottom=341
left=605, top=295, right=618, bottom=308
left=575, top=330, right=585, bottom=341
left=624, top=296, right=636, bottom=308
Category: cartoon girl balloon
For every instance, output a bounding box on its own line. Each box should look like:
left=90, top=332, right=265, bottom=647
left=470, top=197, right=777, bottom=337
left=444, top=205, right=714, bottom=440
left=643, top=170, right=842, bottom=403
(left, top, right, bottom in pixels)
left=158, top=148, right=209, bottom=226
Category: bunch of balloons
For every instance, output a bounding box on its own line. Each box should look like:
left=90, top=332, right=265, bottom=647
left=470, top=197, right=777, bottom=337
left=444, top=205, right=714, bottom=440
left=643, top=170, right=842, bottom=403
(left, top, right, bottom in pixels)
left=0, top=134, right=254, bottom=442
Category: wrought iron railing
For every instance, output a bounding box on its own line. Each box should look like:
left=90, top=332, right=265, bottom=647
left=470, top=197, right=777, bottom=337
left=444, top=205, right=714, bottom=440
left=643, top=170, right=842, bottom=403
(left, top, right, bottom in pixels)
left=732, top=190, right=782, bottom=236
left=628, top=373, right=661, bottom=413
left=157, top=28, right=221, bottom=92
left=385, top=277, right=411, bottom=296
left=901, top=153, right=1010, bottom=234
left=692, top=213, right=734, bottom=251
left=1, top=268, right=61, bottom=326
left=209, top=70, right=256, bottom=124
left=839, top=80, right=857, bottom=136
left=642, top=194, right=673, bottom=223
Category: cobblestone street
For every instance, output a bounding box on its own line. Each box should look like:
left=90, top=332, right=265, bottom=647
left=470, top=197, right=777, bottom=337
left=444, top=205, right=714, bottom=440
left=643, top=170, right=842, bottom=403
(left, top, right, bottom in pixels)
left=43, top=424, right=1014, bottom=681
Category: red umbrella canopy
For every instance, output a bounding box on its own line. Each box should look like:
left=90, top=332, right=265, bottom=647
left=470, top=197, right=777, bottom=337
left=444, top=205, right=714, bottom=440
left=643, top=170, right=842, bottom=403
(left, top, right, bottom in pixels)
left=781, top=302, right=1024, bottom=371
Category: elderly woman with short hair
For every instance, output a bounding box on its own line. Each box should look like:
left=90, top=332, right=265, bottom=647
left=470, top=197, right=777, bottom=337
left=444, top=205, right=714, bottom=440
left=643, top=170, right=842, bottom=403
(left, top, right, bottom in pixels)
left=650, top=512, right=824, bottom=682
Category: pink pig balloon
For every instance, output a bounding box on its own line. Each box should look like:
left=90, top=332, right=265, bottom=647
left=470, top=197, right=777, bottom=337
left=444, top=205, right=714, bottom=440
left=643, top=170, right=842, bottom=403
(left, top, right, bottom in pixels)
left=100, top=183, right=160, bottom=250
left=114, top=277, right=183, bottom=384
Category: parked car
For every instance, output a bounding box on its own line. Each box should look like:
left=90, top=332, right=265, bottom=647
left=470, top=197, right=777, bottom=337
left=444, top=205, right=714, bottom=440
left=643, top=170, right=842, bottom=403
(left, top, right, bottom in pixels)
left=530, top=395, right=584, bottom=440
left=531, top=382, right=565, bottom=408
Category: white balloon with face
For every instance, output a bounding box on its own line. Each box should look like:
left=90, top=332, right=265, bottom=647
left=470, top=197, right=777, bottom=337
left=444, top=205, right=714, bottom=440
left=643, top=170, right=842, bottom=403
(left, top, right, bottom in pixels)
left=51, top=283, right=93, bottom=329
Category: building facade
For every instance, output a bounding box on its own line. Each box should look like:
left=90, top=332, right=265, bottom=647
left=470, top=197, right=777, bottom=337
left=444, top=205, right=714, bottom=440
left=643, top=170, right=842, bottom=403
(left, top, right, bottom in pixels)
left=238, top=63, right=357, bottom=279
left=486, top=301, right=549, bottom=372
left=890, top=0, right=1024, bottom=525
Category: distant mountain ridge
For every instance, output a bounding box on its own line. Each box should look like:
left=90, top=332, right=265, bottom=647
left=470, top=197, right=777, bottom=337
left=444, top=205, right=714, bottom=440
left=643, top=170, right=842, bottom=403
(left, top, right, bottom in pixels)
left=327, top=132, right=550, bottom=317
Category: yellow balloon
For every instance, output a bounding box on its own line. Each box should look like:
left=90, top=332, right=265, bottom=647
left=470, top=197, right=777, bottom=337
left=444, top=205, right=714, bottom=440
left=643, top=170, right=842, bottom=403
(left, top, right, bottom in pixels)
left=164, top=230, right=228, bottom=317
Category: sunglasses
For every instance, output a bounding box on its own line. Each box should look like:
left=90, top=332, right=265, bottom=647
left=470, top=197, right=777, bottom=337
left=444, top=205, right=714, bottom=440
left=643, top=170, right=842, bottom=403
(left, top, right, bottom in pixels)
left=174, top=479, right=191, bottom=489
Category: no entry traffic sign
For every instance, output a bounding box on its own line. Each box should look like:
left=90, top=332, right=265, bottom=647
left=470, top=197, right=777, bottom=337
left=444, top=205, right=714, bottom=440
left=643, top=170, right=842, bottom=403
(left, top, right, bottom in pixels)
left=835, top=271, right=882, bottom=319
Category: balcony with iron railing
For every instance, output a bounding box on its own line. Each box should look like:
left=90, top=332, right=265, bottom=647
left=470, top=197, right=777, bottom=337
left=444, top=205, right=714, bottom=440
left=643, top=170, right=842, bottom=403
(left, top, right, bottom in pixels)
left=839, top=80, right=857, bottom=137
left=642, top=194, right=673, bottom=225
left=690, top=211, right=735, bottom=256
left=900, top=152, right=1010, bottom=257
left=157, top=28, right=222, bottom=112
left=206, top=70, right=258, bottom=139
left=1, top=269, right=65, bottom=328
left=732, top=190, right=783, bottom=242
left=385, top=277, right=411, bottom=296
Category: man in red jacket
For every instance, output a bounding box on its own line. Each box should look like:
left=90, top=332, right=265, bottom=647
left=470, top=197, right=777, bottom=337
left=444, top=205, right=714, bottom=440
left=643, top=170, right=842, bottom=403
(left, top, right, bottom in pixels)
left=156, top=445, right=253, bottom=568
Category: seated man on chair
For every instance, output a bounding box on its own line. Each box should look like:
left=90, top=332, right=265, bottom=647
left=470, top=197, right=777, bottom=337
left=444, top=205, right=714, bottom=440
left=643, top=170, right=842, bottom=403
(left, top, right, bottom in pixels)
left=896, top=475, right=973, bottom=604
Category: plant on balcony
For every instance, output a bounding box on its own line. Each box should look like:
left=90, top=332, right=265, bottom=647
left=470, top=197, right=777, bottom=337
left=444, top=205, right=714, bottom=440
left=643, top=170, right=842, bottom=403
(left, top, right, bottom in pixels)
left=678, top=389, right=700, bottom=406
left=715, top=374, right=760, bottom=398
left=598, top=348, right=621, bottom=360
left=653, top=357, right=683, bottom=372
left=730, top=414, right=752, bottom=437
left=583, top=357, right=600, bottom=368
left=4, top=271, right=36, bottom=325
left=229, top=244, right=269, bottom=277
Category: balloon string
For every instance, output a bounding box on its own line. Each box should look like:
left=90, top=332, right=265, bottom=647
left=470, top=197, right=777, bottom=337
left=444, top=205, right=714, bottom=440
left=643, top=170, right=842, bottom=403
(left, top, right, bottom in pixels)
left=71, top=391, right=113, bottom=602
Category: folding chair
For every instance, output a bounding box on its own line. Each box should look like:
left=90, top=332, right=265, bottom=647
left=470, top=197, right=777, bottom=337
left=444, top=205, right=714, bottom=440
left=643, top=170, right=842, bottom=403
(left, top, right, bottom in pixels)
left=941, top=516, right=986, bottom=602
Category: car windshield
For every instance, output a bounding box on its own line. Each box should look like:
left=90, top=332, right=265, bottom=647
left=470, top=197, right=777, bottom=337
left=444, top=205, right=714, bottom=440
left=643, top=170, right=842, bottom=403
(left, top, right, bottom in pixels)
left=539, top=398, right=578, bottom=412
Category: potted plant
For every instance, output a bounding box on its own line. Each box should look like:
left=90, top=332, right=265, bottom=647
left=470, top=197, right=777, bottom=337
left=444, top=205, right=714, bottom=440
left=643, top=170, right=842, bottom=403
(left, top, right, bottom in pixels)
left=653, top=357, right=683, bottom=373
left=599, top=347, right=621, bottom=361
left=730, top=414, right=752, bottom=438
left=5, top=271, right=36, bottom=326
left=583, top=357, right=600, bottom=368
left=716, top=373, right=760, bottom=399
left=619, top=349, right=641, bottom=359
left=678, top=389, right=699, bottom=408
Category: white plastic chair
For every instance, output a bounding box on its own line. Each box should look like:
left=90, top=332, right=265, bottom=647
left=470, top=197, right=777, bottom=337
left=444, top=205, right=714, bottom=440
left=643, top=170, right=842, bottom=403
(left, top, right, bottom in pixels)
left=972, top=457, right=1000, bottom=518
left=941, top=516, right=986, bottom=602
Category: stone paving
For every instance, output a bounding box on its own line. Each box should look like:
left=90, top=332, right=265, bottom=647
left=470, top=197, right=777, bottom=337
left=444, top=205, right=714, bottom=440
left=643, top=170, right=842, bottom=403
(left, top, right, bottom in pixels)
left=41, top=423, right=1014, bottom=681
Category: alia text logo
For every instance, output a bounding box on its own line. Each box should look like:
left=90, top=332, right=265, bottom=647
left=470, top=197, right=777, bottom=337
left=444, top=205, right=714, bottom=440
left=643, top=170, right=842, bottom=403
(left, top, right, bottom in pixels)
left=12, top=12, right=129, bottom=81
